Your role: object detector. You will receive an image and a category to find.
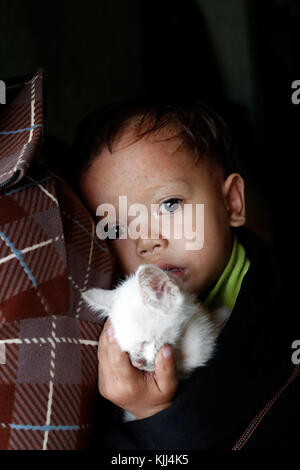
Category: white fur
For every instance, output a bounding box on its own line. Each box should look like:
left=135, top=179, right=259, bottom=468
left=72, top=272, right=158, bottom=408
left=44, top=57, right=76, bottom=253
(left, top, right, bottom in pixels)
left=82, top=264, right=228, bottom=378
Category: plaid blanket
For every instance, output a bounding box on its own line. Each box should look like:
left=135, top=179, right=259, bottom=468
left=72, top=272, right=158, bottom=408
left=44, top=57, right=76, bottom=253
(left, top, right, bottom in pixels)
left=0, top=70, right=113, bottom=449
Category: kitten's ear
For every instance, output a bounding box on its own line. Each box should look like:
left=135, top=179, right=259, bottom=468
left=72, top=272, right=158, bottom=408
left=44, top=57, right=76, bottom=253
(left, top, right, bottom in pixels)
left=137, top=264, right=181, bottom=309
left=81, top=288, right=114, bottom=317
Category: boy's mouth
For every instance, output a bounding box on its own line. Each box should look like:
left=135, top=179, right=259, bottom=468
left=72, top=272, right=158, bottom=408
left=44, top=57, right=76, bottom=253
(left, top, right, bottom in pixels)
left=155, top=263, right=186, bottom=278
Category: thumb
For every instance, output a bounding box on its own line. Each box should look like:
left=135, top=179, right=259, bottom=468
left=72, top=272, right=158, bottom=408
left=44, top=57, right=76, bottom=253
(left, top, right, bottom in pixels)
left=155, top=344, right=178, bottom=395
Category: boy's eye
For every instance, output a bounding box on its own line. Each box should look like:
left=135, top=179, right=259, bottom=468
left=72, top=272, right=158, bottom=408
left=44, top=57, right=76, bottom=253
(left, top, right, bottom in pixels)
left=159, top=198, right=183, bottom=214
left=104, top=224, right=126, bottom=240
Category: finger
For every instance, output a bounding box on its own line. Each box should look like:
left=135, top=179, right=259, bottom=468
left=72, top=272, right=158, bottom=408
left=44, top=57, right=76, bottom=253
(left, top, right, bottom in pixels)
left=103, top=325, right=143, bottom=384
left=155, top=344, right=178, bottom=396
left=99, top=321, right=147, bottom=396
left=97, top=321, right=133, bottom=398
left=101, top=317, right=111, bottom=337
left=97, top=319, right=111, bottom=360
left=97, top=320, right=112, bottom=396
left=98, top=319, right=123, bottom=369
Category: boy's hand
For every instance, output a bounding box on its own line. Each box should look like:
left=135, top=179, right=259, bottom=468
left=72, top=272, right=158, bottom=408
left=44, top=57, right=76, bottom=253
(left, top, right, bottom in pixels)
left=98, top=320, right=178, bottom=420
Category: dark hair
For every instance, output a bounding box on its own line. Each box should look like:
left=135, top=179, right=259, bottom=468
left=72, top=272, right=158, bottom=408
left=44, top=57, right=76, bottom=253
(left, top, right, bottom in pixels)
left=71, top=99, right=238, bottom=187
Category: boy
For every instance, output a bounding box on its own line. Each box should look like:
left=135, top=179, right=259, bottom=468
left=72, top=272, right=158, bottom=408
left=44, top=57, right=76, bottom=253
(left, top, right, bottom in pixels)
left=72, top=101, right=299, bottom=450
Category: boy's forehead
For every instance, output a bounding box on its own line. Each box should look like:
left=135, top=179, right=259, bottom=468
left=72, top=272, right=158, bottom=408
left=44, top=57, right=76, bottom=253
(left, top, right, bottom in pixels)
left=81, top=134, right=223, bottom=212
left=92, top=140, right=198, bottom=196
left=81, top=128, right=224, bottom=210
left=97, top=131, right=198, bottom=177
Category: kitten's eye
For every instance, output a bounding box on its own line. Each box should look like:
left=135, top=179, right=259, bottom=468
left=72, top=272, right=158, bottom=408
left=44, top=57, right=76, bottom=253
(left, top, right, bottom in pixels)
left=104, top=224, right=126, bottom=240
left=159, top=198, right=183, bottom=214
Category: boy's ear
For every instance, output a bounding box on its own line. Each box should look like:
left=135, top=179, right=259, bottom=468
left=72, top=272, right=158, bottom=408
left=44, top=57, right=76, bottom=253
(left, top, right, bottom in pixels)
left=81, top=288, right=114, bottom=317
left=222, top=173, right=246, bottom=227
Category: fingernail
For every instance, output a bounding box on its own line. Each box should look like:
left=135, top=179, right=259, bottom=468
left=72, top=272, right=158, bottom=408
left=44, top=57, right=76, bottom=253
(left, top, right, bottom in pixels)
left=162, top=345, right=172, bottom=358
left=107, top=326, right=114, bottom=341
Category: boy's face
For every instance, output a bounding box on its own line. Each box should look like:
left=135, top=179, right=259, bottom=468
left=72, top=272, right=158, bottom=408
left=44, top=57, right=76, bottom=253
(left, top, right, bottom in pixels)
left=80, top=129, right=245, bottom=296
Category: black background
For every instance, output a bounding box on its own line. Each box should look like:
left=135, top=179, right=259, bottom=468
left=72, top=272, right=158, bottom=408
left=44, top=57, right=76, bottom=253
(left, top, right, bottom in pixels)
left=1, top=0, right=300, bottom=288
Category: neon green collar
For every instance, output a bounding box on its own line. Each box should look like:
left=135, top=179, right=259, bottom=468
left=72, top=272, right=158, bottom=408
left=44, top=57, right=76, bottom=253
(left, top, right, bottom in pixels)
left=204, top=235, right=250, bottom=313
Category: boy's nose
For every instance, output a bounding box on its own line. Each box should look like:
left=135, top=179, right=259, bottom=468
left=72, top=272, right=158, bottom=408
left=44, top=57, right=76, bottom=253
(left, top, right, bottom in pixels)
left=137, top=237, right=168, bottom=257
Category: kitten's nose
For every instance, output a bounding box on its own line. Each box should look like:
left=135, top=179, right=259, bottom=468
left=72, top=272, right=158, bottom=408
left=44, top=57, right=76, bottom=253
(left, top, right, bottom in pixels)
left=137, top=237, right=168, bottom=257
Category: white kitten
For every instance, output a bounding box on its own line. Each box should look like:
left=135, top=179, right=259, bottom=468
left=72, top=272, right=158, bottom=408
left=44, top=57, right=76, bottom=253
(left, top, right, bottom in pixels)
left=82, top=264, right=229, bottom=379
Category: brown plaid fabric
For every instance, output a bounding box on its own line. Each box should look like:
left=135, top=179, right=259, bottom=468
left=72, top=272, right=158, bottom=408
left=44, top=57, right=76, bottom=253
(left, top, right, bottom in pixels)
left=0, top=70, right=113, bottom=449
